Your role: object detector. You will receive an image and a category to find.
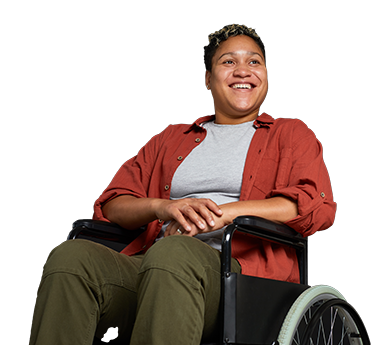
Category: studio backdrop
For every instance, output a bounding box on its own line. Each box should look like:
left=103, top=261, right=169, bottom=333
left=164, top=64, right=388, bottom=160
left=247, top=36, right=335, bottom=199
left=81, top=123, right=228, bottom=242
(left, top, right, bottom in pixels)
left=28, top=24, right=371, bottom=336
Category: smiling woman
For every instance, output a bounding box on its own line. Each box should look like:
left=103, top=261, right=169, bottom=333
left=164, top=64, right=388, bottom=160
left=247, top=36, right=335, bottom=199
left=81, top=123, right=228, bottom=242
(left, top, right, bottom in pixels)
left=205, top=35, right=268, bottom=124
left=29, top=24, right=336, bottom=345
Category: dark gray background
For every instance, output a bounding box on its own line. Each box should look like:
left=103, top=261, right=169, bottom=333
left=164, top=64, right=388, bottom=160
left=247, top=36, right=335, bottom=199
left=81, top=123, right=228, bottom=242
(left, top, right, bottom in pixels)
left=29, top=24, right=371, bottom=336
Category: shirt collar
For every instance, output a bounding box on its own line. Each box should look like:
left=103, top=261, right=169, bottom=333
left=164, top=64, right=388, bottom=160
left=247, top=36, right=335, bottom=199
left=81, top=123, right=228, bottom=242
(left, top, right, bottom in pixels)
left=254, top=112, right=275, bottom=128
left=184, top=113, right=275, bottom=133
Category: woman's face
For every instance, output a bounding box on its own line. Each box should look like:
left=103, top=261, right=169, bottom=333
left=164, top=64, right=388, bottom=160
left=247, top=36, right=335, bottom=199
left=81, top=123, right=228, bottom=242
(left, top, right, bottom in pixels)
left=205, top=35, right=268, bottom=124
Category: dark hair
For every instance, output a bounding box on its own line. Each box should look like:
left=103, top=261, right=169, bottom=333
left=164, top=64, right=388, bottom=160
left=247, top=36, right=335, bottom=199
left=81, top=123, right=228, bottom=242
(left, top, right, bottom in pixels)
left=204, top=24, right=266, bottom=72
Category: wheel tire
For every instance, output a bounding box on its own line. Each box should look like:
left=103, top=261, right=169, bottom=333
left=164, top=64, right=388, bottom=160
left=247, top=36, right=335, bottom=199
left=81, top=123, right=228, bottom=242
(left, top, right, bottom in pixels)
left=278, top=285, right=357, bottom=345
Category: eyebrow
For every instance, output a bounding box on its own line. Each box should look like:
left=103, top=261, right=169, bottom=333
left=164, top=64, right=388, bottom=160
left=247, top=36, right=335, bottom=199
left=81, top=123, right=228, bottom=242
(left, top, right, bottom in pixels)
left=217, top=51, right=264, bottom=61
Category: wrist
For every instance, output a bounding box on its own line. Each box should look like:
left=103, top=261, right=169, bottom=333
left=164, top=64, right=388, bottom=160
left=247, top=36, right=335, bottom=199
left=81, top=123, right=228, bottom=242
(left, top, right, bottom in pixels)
left=149, top=198, right=166, bottom=219
left=219, top=203, right=237, bottom=226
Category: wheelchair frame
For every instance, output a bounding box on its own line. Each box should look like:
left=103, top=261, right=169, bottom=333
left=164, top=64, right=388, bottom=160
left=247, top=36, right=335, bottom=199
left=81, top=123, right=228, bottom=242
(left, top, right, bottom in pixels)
left=68, top=216, right=370, bottom=345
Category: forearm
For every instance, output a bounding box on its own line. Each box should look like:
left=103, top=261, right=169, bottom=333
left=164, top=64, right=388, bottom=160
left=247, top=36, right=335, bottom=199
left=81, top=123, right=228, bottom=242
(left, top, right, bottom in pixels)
left=164, top=196, right=298, bottom=237
left=102, top=195, right=223, bottom=231
left=220, top=197, right=298, bottom=226
left=102, top=195, right=161, bottom=230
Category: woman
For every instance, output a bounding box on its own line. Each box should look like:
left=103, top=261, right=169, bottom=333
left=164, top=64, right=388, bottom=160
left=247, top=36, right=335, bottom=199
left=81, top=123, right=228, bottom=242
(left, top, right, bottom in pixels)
left=30, top=24, right=336, bottom=345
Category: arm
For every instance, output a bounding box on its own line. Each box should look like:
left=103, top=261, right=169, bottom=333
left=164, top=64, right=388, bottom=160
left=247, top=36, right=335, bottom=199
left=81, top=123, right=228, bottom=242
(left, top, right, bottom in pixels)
left=95, top=124, right=222, bottom=232
left=102, top=195, right=223, bottom=232
left=220, top=197, right=298, bottom=225
left=265, top=121, right=336, bottom=236
left=165, top=196, right=297, bottom=237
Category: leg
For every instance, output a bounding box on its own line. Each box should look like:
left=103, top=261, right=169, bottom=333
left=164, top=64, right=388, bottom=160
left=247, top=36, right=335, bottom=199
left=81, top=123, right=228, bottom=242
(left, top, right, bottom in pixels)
left=29, top=239, right=142, bottom=345
left=130, top=235, right=241, bottom=345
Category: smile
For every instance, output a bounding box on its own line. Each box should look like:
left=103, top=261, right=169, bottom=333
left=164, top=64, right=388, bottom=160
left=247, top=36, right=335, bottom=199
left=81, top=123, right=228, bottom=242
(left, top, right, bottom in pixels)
left=231, top=83, right=253, bottom=89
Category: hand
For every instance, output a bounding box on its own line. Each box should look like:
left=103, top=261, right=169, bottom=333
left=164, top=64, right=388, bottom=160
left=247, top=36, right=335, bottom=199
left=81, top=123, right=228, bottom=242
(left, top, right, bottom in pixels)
left=164, top=211, right=227, bottom=237
left=152, top=198, right=223, bottom=233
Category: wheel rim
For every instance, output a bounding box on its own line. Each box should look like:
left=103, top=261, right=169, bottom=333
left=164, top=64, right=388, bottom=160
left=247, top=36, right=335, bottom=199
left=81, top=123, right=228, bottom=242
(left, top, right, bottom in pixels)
left=301, top=298, right=369, bottom=345
left=278, top=286, right=369, bottom=345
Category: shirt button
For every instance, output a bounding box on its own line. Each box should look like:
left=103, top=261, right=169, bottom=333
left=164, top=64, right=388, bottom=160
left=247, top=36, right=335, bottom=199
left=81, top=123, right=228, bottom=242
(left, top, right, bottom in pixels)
left=320, top=192, right=325, bottom=198
left=177, top=156, right=183, bottom=161
left=195, top=138, right=201, bottom=143
left=164, top=185, right=170, bottom=191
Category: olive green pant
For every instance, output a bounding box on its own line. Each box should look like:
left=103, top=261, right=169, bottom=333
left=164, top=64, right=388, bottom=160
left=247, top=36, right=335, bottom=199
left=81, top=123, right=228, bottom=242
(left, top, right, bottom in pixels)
left=29, top=236, right=241, bottom=345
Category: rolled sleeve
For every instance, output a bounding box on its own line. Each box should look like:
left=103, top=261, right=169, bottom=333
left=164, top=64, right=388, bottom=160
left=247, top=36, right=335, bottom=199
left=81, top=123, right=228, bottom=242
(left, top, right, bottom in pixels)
left=266, top=121, right=336, bottom=236
left=93, top=144, right=153, bottom=221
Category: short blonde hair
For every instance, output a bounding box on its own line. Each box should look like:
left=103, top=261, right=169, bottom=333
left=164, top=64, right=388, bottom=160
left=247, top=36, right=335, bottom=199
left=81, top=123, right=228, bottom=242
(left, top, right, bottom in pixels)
left=204, top=24, right=266, bottom=71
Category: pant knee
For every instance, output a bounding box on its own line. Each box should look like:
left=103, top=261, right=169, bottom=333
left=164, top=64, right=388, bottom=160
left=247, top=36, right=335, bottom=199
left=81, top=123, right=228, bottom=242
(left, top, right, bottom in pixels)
left=140, top=236, right=220, bottom=280
left=142, top=236, right=196, bottom=265
left=43, top=239, right=112, bottom=277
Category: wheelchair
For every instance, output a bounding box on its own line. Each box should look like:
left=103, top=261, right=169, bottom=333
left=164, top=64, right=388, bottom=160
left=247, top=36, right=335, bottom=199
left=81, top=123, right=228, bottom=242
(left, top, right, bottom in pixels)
left=68, top=216, right=370, bottom=345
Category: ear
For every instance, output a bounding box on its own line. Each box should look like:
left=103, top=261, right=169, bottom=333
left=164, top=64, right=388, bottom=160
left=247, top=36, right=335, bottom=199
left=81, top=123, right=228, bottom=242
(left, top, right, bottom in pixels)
left=205, top=70, right=211, bottom=89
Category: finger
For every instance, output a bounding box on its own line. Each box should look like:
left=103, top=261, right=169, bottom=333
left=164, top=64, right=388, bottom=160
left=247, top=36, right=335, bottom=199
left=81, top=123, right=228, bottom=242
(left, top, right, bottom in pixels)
left=165, top=221, right=179, bottom=237
left=179, top=199, right=223, bottom=230
left=169, top=209, right=193, bottom=232
left=192, top=199, right=222, bottom=227
left=196, top=204, right=218, bottom=227
left=201, top=198, right=223, bottom=216
left=180, top=205, right=206, bottom=230
left=165, top=220, right=174, bottom=237
left=165, top=219, right=190, bottom=237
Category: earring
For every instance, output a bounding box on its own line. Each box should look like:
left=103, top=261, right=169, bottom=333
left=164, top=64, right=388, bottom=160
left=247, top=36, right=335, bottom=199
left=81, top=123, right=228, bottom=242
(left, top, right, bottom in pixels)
left=206, top=84, right=210, bottom=90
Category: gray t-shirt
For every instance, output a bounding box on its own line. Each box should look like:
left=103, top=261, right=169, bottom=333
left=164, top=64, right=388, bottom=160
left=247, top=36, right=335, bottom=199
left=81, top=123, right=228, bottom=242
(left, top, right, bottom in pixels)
left=158, top=120, right=256, bottom=250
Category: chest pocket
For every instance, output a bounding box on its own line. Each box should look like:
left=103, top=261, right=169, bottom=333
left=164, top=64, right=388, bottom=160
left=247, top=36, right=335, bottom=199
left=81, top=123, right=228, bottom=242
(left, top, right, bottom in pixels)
left=252, top=147, right=293, bottom=198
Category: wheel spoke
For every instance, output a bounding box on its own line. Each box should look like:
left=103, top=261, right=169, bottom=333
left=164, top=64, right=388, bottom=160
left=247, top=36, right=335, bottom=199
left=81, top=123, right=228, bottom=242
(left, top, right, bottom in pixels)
left=338, top=316, right=346, bottom=345
left=327, top=307, right=339, bottom=345
left=304, top=312, right=308, bottom=326
left=320, top=317, right=327, bottom=344
left=339, top=328, right=348, bottom=345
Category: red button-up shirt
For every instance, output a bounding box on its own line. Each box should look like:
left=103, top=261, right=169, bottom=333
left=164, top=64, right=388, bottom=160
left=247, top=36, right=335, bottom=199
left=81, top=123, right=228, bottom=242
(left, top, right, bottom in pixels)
left=93, top=113, right=336, bottom=283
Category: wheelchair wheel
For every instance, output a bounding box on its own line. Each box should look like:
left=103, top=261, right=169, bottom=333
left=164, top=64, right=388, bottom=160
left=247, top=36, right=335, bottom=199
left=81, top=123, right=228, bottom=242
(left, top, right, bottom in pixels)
left=277, top=285, right=370, bottom=345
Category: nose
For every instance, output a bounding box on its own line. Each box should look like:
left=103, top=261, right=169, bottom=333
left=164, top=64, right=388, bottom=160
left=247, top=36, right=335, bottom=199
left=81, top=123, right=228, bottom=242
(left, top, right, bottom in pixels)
left=233, top=62, right=251, bottom=78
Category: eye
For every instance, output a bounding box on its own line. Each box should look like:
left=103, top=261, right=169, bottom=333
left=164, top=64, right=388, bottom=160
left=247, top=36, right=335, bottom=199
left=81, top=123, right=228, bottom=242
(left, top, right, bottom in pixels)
left=249, top=60, right=261, bottom=65
left=222, top=60, right=234, bottom=65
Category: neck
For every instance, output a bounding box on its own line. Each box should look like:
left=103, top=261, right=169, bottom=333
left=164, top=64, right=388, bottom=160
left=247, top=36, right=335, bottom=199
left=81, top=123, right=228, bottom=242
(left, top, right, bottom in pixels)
left=214, top=111, right=259, bottom=125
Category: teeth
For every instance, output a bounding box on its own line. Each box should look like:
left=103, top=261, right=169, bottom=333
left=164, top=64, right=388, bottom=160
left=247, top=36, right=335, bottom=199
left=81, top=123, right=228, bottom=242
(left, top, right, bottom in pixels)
left=232, top=84, right=252, bottom=89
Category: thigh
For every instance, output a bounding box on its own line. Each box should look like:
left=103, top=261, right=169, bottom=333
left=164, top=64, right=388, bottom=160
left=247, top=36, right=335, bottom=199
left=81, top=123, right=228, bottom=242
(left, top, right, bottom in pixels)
left=92, top=246, right=144, bottom=341
left=31, top=239, right=144, bottom=345
left=50, top=239, right=143, bottom=341
left=134, top=236, right=241, bottom=343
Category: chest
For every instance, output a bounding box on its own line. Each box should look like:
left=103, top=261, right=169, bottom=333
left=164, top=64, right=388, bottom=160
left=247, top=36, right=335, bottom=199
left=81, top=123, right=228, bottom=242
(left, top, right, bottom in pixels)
left=170, top=122, right=256, bottom=199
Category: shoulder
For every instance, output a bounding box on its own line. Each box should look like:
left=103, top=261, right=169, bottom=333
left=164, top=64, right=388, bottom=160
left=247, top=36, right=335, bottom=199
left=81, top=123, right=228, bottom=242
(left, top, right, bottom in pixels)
left=259, top=113, right=318, bottom=147
left=275, top=117, right=313, bottom=135
left=153, top=115, right=215, bottom=138
left=143, top=116, right=211, bottom=151
left=262, top=113, right=315, bottom=136
left=262, top=113, right=308, bottom=128
left=147, top=123, right=188, bottom=143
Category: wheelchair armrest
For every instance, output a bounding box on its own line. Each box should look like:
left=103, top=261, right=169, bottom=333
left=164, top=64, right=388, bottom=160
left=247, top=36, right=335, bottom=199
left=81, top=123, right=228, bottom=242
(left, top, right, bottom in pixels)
left=233, top=215, right=303, bottom=243
left=222, top=216, right=308, bottom=284
left=68, top=219, right=145, bottom=252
